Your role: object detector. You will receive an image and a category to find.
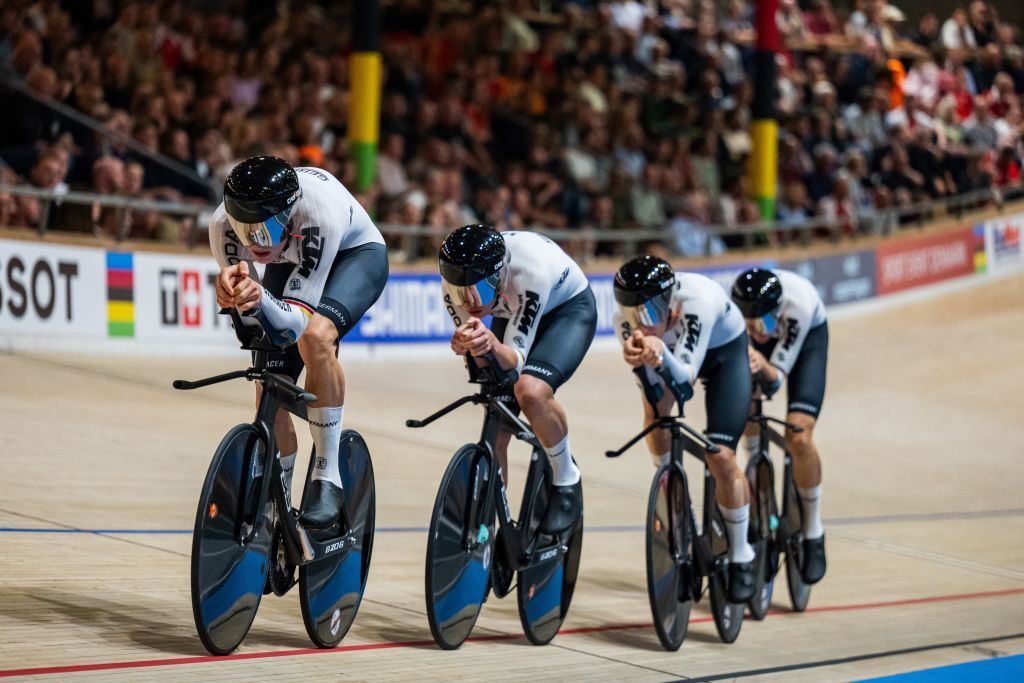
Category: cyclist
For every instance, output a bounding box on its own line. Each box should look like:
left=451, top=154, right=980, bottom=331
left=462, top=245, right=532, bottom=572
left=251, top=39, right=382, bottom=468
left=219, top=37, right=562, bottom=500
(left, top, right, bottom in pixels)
left=614, top=255, right=756, bottom=603
left=731, top=267, right=828, bottom=584
left=439, top=225, right=597, bottom=534
left=210, top=156, right=388, bottom=529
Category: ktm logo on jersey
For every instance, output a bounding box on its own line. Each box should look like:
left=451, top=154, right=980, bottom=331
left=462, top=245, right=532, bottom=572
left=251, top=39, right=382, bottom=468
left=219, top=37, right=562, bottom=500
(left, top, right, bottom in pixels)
left=518, top=291, right=541, bottom=334
left=298, top=226, right=323, bottom=278
left=782, top=318, right=800, bottom=350
left=683, top=314, right=702, bottom=352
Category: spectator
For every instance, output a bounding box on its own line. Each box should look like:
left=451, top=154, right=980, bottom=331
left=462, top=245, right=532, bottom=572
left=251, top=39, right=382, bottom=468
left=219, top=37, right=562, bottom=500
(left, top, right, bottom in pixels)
left=778, top=181, right=812, bottom=228
left=818, top=172, right=857, bottom=237
left=668, top=191, right=726, bottom=257
left=803, top=143, right=837, bottom=204
left=378, top=133, right=410, bottom=201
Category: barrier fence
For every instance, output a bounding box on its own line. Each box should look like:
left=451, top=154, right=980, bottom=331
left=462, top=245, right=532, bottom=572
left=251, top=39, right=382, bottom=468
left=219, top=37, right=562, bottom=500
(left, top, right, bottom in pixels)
left=0, top=182, right=1004, bottom=256
left=0, top=209, right=1019, bottom=353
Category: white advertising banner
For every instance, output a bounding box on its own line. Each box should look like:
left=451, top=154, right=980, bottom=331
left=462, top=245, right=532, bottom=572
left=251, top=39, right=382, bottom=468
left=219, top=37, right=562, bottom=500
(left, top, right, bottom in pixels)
left=982, top=212, right=1023, bottom=272
left=0, top=239, right=107, bottom=338
left=133, top=251, right=236, bottom=344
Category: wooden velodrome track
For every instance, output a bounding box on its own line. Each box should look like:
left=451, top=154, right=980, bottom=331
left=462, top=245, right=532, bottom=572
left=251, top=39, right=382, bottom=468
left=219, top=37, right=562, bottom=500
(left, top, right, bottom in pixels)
left=1, top=273, right=1023, bottom=681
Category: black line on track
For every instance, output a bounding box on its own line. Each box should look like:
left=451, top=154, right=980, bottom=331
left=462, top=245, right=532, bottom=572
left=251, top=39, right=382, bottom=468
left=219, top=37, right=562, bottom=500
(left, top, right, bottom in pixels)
left=681, top=631, right=1024, bottom=682
left=550, top=641, right=688, bottom=679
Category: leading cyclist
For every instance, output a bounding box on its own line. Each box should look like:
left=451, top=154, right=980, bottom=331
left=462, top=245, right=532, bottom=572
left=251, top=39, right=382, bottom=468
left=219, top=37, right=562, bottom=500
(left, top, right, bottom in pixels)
left=438, top=225, right=597, bottom=534
left=210, top=156, right=388, bottom=529
left=731, top=267, right=828, bottom=584
left=613, top=255, right=756, bottom=603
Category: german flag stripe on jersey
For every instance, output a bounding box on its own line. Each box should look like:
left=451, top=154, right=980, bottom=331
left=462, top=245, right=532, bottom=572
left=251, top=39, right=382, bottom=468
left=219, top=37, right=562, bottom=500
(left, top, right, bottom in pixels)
left=282, top=298, right=315, bottom=317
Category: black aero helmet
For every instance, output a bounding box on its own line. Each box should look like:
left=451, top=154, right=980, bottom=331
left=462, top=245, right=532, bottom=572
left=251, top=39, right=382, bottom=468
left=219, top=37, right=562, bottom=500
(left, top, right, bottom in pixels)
left=613, top=255, right=675, bottom=307
left=438, top=224, right=507, bottom=286
left=731, top=267, right=782, bottom=318
left=223, top=156, right=301, bottom=247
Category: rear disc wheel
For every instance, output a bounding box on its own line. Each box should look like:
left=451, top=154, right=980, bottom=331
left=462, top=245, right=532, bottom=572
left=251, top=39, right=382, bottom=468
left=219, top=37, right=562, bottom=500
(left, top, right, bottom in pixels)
left=299, top=430, right=376, bottom=648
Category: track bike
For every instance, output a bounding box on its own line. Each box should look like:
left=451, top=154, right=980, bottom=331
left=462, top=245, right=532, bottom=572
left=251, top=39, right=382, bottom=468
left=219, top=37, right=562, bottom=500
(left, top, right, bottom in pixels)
left=605, top=367, right=749, bottom=650
left=174, top=309, right=375, bottom=655
left=744, top=385, right=811, bottom=618
left=406, top=354, right=583, bottom=649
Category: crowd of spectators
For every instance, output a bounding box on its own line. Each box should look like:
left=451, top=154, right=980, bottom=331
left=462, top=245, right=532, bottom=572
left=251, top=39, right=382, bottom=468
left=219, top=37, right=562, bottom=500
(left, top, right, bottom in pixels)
left=1, top=0, right=1023, bottom=258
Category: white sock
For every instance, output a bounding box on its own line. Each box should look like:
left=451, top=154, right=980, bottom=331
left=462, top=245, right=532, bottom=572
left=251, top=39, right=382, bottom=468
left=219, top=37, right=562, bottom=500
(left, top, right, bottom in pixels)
left=280, top=451, right=296, bottom=506
left=544, top=434, right=581, bottom=486
left=798, top=485, right=824, bottom=539
left=744, top=434, right=759, bottom=455
left=719, top=503, right=756, bottom=563
left=307, top=406, right=344, bottom=488
left=650, top=451, right=671, bottom=468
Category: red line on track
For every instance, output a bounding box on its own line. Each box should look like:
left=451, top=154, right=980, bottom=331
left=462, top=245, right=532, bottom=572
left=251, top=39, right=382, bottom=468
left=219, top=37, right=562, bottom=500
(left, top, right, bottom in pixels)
left=3, top=587, right=1023, bottom=678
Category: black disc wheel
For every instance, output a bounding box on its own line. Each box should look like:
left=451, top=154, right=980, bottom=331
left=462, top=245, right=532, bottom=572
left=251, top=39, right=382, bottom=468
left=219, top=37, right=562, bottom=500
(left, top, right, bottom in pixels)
left=746, top=456, right=777, bottom=620
left=784, top=479, right=811, bottom=612
left=707, top=506, right=744, bottom=644
left=191, top=424, right=273, bottom=656
left=646, top=463, right=694, bottom=651
left=300, top=430, right=376, bottom=648
left=425, top=444, right=496, bottom=649
left=516, top=491, right=584, bottom=646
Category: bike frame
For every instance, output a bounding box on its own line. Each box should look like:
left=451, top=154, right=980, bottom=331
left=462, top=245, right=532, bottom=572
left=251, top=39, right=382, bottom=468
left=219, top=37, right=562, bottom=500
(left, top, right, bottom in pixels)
left=407, top=355, right=569, bottom=573
left=605, top=366, right=725, bottom=590
left=747, top=391, right=805, bottom=560
left=174, top=310, right=358, bottom=568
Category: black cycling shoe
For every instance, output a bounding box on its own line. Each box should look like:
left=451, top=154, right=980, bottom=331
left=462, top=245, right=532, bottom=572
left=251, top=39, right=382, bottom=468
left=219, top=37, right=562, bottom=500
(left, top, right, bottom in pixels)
left=728, top=560, right=757, bottom=603
left=299, top=480, right=345, bottom=530
left=540, top=480, right=582, bottom=534
left=800, top=536, right=827, bottom=584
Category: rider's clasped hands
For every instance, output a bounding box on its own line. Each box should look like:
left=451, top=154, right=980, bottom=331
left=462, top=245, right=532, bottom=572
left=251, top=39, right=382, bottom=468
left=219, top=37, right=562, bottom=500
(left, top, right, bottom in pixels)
left=452, top=318, right=498, bottom=357
left=623, top=330, right=664, bottom=368
left=216, top=262, right=262, bottom=313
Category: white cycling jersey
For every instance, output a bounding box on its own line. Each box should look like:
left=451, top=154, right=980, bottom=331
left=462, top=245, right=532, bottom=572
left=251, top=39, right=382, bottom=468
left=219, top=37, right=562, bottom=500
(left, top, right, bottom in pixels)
left=615, top=272, right=745, bottom=388
left=443, top=231, right=589, bottom=363
left=764, top=270, right=827, bottom=376
left=210, top=166, right=384, bottom=343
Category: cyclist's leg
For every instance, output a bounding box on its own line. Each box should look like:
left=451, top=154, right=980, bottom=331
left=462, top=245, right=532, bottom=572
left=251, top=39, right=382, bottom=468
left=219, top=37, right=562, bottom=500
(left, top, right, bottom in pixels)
left=509, top=287, right=597, bottom=532
left=640, top=385, right=677, bottom=468
left=701, top=333, right=756, bottom=596
left=257, top=264, right=304, bottom=499
left=297, top=242, right=389, bottom=527
left=514, top=288, right=596, bottom=466
left=743, top=337, right=778, bottom=457
left=783, top=322, right=828, bottom=582
left=784, top=322, right=828, bottom=495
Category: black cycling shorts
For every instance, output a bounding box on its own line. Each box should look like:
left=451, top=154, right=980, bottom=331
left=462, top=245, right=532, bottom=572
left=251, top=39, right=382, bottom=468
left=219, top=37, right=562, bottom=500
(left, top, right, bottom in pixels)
left=753, top=321, right=828, bottom=418
left=491, top=286, right=597, bottom=393
left=697, top=332, right=752, bottom=451
left=259, top=242, right=389, bottom=380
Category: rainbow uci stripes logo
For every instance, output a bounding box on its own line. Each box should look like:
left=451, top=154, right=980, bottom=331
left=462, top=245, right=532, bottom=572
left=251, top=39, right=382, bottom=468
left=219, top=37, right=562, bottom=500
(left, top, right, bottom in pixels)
left=106, top=252, right=134, bottom=337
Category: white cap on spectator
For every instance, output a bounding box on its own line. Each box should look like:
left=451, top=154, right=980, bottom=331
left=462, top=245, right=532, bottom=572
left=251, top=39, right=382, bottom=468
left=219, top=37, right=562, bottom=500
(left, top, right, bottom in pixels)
left=812, top=80, right=836, bottom=97
left=880, top=5, right=905, bottom=22
left=403, top=189, right=427, bottom=211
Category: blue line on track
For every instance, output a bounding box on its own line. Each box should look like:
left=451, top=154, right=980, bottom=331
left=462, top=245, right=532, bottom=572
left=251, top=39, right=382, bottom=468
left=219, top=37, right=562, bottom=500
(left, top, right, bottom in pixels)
left=1, top=507, right=1022, bottom=536
left=854, top=653, right=1024, bottom=682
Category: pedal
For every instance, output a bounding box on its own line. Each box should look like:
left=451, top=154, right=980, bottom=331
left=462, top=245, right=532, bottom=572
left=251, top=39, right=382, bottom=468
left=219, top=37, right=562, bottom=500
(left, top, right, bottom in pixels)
left=266, top=526, right=297, bottom=596
left=675, top=557, right=693, bottom=602
left=491, top=528, right=514, bottom=599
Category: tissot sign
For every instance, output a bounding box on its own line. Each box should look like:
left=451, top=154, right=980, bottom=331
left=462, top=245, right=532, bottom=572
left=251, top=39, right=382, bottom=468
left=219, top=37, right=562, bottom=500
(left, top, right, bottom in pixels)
left=133, top=253, right=236, bottom=341
left=0, top=241, right=105, bottom=337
